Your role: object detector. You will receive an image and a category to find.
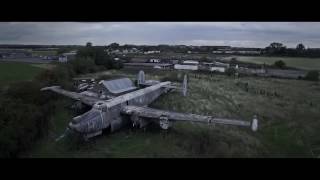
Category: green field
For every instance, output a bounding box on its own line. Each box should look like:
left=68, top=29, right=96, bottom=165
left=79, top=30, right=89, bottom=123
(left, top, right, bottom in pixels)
left=22, top=69, right=320, bottom=158
left=0, top=62, right=44, bottom=86
left=31, top=50, right=57, bottom=57
left=223, top=56, right=320, bottom=70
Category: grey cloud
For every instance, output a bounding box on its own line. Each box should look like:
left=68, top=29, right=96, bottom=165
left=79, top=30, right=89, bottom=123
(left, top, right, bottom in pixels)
left=0, top=22, right=319, bottom=48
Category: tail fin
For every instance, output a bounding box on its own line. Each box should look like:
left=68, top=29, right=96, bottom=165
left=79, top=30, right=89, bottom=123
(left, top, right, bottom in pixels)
left=251, top=115, right=258, bottom=132
left=137, top=70, right=145, bottom=86
left=182, top=74, right=187, bottom=96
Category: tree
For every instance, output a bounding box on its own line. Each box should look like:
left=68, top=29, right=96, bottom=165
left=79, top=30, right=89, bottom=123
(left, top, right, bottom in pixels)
left=296, top=43, right=306, bottom=51
left=269, top=42, right=285, bottom=49
left=86, top=42, right=92, bottom=47
left=273, top=60, right=286, bottom=69
left=265, top=42, right=287, bottom=55
left=69, top=57, right=97, bottom=74
left=76, top=44, right=122, bottom=70
left=109, top=42, right=120, bottom=50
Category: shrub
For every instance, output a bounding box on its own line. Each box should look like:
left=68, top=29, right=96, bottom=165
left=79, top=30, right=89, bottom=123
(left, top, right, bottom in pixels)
left=0, top=81, right=55, bottom=158
left=225, top=67, right=236, bottom=76
left=304, top=70, right=319, bottom=81
left=274, top=60, right=286, bottom=69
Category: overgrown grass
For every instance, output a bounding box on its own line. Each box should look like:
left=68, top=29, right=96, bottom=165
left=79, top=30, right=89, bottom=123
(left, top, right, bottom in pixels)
left=23, top=69, right=320, bottom=158
left=0, top=62, right=44, bottom=86
left=223, top=56, right=320, bottom=70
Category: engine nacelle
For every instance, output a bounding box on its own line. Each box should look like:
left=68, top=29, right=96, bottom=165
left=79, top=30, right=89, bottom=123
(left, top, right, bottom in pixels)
left=159, top=116, right=171, bottom=130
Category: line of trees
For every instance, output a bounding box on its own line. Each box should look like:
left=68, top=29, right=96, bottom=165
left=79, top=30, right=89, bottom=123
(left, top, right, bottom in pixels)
left=69, top=42, right=122, bottom=74
left=263, top=42, right=320, bottom=57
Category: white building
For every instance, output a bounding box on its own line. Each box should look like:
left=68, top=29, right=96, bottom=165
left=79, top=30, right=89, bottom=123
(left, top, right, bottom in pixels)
left=58, top=52, right=76, bottom=63
left=149, top=59, right=161, bottom=63
left=183, top=60, right=199, bottom=65
left=144, top=50, right=160, bottom=54
left=210, top=66, right=226, bottom=72
left=174, top=64, right=198, bottom=70
left=58, top=56, right=68, bottom=63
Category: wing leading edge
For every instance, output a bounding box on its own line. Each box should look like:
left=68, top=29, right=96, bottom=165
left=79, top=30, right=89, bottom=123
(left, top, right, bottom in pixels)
left=41, top=86, right=100, bottom=106
left=121, top=105, right=258, bottom=131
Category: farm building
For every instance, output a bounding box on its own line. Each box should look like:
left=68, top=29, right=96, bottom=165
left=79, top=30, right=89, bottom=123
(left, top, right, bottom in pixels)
left=58, top=52, right=76, bottom=63
left=183, top=60, right=199, bottom=65
left=124, top=63, right=173, bottom=69
left=174, top=64, right=198, bottom=71
left=210, top=66, right=226, bottom=73
left=144, top=50, right=161, bottom=54
left=130, top=58, right=148, bottom=63
left=238, top=67, right=266, bottom=75
left=149, top=59, right=161, bottom=63
left=174, top=60, right=199, bottom=70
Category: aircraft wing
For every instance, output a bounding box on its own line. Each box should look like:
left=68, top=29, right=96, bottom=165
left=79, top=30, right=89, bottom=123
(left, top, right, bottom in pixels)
left=40, top=86, right=100, bottom=106
left=121, top=105, right=258, bottom=131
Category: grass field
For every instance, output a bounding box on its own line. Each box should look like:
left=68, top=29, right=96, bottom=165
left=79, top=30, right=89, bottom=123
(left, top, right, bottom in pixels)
left=223, top=56, right=320, bottom=70
left=31, top=50, right=57, bottom=57
left=0, top=62, right=44, bottom=86
left=22, top=69, right=320, bottom=158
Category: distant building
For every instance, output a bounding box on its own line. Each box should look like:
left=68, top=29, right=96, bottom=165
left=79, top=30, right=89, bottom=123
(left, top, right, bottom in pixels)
left=124, top=63, right=173, bottom=69
left=210, top=66, right=226, bottom=73
left=58, top=52, right=76, bottom=63
left=144, top=50, right=160, bottom=54
left=174, top=64, right=198, bottom=70
left=149, top=59, right=161, bottom=63
left=183, top=60, right=199, bottom=65
left=170, top=60, right=179, bottom=64
left=130, top=57, right=148, bottom=63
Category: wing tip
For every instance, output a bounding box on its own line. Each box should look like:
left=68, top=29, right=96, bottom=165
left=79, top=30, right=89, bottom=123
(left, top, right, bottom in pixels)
left=40, top=86, right=61, bottom=91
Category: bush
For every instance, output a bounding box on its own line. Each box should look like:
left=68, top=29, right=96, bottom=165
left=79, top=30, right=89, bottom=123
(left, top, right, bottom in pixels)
left=0, top=82, right=55, bottom=158
left=274, top=60, right=286, bottom=69
left=35, top=63, right=75, bottom=89
left=304, top=70, right=319, bottom=81
left=68, top=57, right=97, bottom=74
left=225, top=67, right=236, bottom=76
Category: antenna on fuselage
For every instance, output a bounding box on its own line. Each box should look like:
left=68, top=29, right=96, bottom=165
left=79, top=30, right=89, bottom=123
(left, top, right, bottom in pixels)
left=137, top=70, right=145, bottom=86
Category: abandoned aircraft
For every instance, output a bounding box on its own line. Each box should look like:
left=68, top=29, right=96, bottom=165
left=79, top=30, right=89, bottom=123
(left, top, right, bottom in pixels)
left=41, top=70, right=258, bottom=140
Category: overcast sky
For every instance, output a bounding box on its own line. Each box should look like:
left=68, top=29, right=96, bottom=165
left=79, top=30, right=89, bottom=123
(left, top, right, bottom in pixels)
left=1, top=22, right=320, bottom=48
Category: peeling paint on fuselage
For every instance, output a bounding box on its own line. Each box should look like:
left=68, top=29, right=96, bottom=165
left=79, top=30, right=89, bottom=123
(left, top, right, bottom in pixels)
left=71, top=81, right=171, bottom=137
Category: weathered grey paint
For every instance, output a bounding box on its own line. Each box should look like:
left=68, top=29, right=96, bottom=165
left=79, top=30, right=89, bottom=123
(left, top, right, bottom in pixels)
left=41, top=71, right=257, bottom=139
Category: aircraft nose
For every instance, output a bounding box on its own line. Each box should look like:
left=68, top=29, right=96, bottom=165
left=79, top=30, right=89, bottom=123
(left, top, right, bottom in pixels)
left=69, top=109, right=105, bottom=133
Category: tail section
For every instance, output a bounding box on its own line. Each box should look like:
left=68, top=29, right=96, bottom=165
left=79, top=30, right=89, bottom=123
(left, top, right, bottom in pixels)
left=137, top=70, right=145, bottom=86
left=182, top=74, right=187, bottom=96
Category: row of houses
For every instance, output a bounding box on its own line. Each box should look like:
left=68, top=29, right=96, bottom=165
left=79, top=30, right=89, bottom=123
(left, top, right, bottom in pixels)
left=125, top=59, right=230, bottom=73
left=108, top=48, right=161, bottom=55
